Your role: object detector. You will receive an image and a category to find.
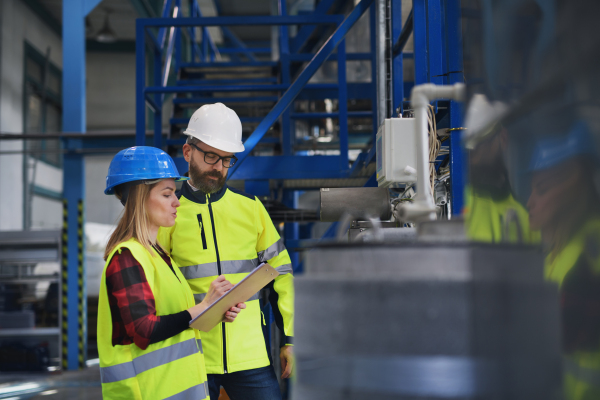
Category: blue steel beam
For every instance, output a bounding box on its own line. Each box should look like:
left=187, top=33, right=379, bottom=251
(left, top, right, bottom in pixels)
left=176, top=77, right=278, bottom=85
left=427, top=0, right=444, bottom=86
left=145, top=83, right=339, bottom=93
left=290, top=111, right=373, bottom=119
left=289, top=0, right=337, bottom=53
left=227, top=0, right=375, bottom=179
left=179, top=61, right=278, bottom=68
left=369, top=3, right=378, bottom=140
left=445, top=0, right=466, bottom=215
left=279, top=0, right=293, bottom=156
left=289, top=52, right=371, bottom=62
left=337, top=39, right=349, bottom=170
left=391, top=0, right=403, bottom=114
left=136, top=17, right=147, bottom=145
left=412, top=0, right=428, bottom=84
left=61, top=0, right=102, bottom=371
left=221, top=26, right=258, bottom=62
left=173, top=96, right=279, bottom=104
left=137, top=15, right=343, bottom=27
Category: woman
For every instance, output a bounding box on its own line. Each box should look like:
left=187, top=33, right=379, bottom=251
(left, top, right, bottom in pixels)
left=97, top=146, right=245, bottom=399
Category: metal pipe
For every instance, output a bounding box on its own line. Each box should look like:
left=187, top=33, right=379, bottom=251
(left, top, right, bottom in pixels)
left=396, top=83, right=466, bottom=223
left=375, top=0, right=387, bottom=127
left=320, top=187, right=391, bottom=222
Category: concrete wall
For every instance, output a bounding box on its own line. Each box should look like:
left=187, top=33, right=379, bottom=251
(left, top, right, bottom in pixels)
left=0, top=0, right=62, bottom=231
left=87, top=53, right=136, bottom=130
left=85, top=155, right=123, bottom=225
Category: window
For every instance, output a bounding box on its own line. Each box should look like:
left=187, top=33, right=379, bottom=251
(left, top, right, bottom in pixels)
left=23, top=42, right=62, bottom=167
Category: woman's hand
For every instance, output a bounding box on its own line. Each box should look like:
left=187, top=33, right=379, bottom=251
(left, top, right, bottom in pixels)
left=203, top=275, right=233, bottom=305
left=187, top=275, right=233, bottom=320
left=223, top=302, right=246, bottom=323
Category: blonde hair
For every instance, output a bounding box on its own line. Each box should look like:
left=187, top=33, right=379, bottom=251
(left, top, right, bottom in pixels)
left=103, top=182, right=159, bottom=260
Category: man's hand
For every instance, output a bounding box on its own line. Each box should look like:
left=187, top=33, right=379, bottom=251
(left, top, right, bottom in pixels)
left=280, top=345, right=294, bottom=379
left=223, top=302, right=246, bottom=323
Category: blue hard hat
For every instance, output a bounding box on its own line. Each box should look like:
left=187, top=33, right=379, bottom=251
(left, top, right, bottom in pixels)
left=105, top=146, right=188, bottom=195
left=529, top=121, right=596, bottom=171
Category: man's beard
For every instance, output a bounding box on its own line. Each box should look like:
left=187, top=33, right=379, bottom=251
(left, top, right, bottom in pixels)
left=189, top=157, right=227, bottom=194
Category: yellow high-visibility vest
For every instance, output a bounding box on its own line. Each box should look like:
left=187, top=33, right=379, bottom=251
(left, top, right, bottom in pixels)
left=158, top=183, right=294, bottom=374
left=464, top=187, right=541, bottom=244
left=97, top=238, right=209, bottom=399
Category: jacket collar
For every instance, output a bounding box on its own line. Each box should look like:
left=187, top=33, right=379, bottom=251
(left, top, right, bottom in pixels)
left=180, top=180, right=228, bottom=204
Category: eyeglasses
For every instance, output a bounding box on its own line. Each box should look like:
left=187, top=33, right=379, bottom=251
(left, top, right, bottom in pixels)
left=189, top=143, right=238, bottom=168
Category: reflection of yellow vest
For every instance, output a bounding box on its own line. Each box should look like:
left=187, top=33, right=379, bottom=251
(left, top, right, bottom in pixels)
left=97, top=239, right=208, bottom=400
left=546, top=220, right=600, bottom=400
left=465, top=188, right=540, bottom=244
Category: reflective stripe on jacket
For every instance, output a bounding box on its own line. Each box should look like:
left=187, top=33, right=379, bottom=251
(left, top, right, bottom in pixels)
left=98, top=239, right=209, bottom=400
left=158, top=183, right=294, bottom=374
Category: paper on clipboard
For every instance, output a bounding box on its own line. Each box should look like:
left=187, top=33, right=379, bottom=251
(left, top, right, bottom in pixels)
left=189, top=262, right=280, bottom=332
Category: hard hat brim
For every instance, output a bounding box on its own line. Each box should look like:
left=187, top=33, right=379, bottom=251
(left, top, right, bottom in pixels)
left=105, top=176, right=188, bottom=195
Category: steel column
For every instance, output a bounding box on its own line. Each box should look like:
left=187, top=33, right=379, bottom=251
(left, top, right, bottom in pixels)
left=279, top=0, right=292, bottom=155
left=412, top=0, right=428, bottom=84
left=62, top=0, right=102, bottom=371
left=369, top=4, right=378, bottom=142
left=391, top=0, right=403, bottom=115
left=337, top=39, right=349, bottom=170
left=446, top=0, right=465, bottom=215
left=136, top=20, right=147, bottom=146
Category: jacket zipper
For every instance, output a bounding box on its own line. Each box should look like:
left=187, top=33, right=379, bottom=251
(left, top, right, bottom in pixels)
left=207, top=194, right=228, bottom=373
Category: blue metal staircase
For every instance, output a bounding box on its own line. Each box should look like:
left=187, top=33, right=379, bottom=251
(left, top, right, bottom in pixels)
left=135, top=0, right=381, bottom=188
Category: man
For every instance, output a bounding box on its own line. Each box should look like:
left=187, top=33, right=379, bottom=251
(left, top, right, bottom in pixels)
left=527, top=121, right=600, bottom=400
left=158, top=103, right=294, bottom=400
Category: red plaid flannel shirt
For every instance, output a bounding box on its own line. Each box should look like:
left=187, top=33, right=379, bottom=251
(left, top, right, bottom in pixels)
left=106, top=247, right=173, bottom=350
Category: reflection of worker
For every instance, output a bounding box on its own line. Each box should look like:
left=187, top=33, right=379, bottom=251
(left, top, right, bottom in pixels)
left=158, top=103, right=294, bottom=400
left=98, top=147, right=244, bottom=400
left=465, top=128, right=540, bottom=243
left=527, top=122, right=600, bottom=400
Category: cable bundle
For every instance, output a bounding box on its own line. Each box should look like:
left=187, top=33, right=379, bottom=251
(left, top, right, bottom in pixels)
left=427, top=104, right=440, bottom=198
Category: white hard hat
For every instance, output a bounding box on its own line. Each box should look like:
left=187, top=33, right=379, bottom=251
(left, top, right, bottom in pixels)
left=183, top=103, right=245, bottom=153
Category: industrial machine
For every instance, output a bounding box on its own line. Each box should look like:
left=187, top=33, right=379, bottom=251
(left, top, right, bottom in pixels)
left=294, top=83, right=563, bottom=399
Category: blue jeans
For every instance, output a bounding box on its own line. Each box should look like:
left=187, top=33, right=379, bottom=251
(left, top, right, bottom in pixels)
left=207, top=366, right=282, bottom=400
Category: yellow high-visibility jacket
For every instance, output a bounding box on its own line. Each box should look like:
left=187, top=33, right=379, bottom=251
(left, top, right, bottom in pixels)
left=464, top=187, right=540, bottom=244
left=98, top=238, right=209, bottom=400
left=545, top=219, right=600, bottom=400
left=158, top=183, right=294, bottom=374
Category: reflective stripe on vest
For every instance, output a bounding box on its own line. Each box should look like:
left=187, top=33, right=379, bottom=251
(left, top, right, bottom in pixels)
left=193, top=291, right=261, bottom=304
left=164, top=381, right=209, bottom=400
left=564, top=357, right=600, bottom=388
left=180, top=259, right=259, bottom=280
left=258, top=238, right=285, bottom=262
left=276, top=263, right=293, bottom=275
left=100, top=338, right=201, bottom=384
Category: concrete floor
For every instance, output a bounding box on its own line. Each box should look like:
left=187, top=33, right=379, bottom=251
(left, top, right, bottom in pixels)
left=0, top=364, right=102, bottom=400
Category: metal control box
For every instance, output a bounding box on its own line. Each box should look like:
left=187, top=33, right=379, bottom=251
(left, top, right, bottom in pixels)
left=376, top=117, right=417, bottom=187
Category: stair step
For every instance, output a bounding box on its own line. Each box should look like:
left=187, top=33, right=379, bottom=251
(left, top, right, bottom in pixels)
left=180, top=61, right=278, bottom=70
left=177, top=77, right=279, bottom=86
left=170, top=117, right=264, bottom=125
left=173, top=96, right=279, bottom=106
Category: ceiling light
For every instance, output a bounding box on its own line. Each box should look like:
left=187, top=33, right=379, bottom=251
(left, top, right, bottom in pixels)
left=96, top=12, right=117, bottom=43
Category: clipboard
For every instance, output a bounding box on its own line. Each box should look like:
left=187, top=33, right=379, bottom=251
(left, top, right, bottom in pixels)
left=189, top=262, right=280, bottom=332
